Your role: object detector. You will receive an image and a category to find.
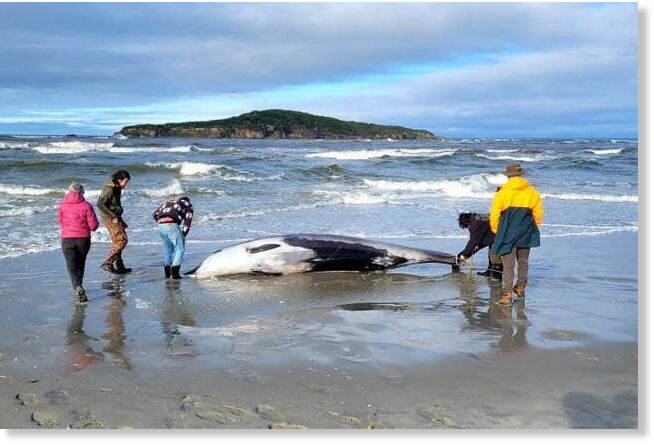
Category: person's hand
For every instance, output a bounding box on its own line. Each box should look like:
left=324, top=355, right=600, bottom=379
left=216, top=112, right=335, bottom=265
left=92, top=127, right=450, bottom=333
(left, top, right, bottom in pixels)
left=112, top=217, right=119, bottom=224
left=457, top=254, right=467, bottom=263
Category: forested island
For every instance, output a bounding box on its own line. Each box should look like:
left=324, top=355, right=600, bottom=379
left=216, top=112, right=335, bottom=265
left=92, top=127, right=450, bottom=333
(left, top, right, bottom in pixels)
left=119, top=109, right=437, bottom=139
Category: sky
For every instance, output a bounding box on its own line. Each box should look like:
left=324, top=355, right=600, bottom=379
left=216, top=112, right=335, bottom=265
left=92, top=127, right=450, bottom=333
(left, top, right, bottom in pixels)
left=0, top=2, right=638, bottom=138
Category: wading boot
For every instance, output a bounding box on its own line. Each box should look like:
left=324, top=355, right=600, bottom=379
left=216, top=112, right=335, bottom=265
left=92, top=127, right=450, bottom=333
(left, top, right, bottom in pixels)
left=114, top=259, right=132, bottom=274
left=497, top=292, right=513, bottom=306
left=171, top=265, right=182, bottom=280
left=164, top=265, right=172, bottom=280
left=477, top=258, right=496, bottom=276
left=513, top=284, right=526, bottom=298
left=101, top=261, right=119, bottom=274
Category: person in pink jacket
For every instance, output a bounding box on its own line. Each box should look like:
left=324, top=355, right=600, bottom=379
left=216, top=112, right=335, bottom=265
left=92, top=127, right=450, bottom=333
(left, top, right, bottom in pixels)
left=58, top=183, right=99, bottom=302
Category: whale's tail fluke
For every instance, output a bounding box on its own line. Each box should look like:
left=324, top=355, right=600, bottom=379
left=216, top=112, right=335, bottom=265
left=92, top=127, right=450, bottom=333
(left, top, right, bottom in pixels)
left=421, top=249, right=457, bottom=266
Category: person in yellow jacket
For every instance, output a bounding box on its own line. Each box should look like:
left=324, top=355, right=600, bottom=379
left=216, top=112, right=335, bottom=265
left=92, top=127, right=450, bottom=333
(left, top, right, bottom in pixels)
left=490, top=163, right=543, bottom=305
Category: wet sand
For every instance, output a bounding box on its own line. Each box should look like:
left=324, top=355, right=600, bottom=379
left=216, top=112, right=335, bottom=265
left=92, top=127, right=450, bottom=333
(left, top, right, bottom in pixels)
left=0, top=233, right=638, bottom=429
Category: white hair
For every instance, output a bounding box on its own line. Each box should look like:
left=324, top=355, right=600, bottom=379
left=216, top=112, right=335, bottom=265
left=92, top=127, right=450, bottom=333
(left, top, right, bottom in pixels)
left=68, top=182, right=85, bottom=195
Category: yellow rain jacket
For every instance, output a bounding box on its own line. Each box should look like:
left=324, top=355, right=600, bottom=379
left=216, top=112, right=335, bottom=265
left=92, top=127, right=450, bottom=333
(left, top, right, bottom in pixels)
left=490, top=176, right=543, bottom=256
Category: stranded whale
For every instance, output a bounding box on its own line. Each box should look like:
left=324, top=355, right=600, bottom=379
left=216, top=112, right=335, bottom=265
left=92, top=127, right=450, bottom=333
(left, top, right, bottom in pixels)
left=186, top=233, right=456, bottom=278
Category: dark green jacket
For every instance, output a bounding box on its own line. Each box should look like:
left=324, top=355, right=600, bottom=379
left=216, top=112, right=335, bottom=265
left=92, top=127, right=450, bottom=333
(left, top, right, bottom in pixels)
left=96, top=180, right=123, bottom=222
left=491, top=207, right=540, bottom=256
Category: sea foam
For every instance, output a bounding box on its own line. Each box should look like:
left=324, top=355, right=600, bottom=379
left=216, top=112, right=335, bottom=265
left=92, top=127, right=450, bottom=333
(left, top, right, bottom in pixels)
left=0, top=184, right=61, bottom=196
left=362, top=173, right=503, bottom=199
left=306, top=148, right=456, bottom=160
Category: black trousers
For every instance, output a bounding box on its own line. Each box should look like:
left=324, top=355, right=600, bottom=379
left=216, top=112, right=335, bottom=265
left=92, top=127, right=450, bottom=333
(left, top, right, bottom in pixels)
left=61, top=237, right=91, bottom=289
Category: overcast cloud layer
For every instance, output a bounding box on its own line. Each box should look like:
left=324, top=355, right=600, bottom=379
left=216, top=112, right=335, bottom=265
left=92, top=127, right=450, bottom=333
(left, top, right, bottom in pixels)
left=0, top=3, right=637, bottom=137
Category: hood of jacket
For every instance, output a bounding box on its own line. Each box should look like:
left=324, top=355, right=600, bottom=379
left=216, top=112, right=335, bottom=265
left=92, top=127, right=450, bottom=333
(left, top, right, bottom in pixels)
left=502, top=176, right=530, bottom=191
left=63, top=191, right=85, bottom=204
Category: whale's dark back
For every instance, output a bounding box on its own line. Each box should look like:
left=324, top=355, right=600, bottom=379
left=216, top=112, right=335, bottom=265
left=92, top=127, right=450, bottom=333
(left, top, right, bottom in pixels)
left=284, top=235, right=408, bottom=272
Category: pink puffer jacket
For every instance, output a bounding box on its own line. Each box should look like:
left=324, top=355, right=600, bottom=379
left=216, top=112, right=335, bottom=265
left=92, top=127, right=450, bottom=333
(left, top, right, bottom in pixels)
left=58, top=192, right=99, bottom=238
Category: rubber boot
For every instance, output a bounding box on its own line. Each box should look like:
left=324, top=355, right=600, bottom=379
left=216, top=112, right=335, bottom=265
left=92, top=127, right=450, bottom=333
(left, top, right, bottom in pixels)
left=114, top=258, right=132, bottom=274
left=164, top=265, right=172, bottom=279
left=490, top=263, right=503, bottom=281
left=171, top=265, right=182, bottom=280
left=101, top=260, right=118, bottom=273
left=477, top=257, right=495, bottom=276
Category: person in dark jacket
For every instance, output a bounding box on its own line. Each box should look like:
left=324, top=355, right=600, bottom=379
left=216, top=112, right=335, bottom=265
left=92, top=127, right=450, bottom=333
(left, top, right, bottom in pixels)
left=58, top=183, right=99, bottom=302
left=457, top=212, right=502, bottom=279
left=97, top=170, right=131, bottom=274
left=153, top=196, right=194, bottom=280
left=490, top=163, right=543, bottom=305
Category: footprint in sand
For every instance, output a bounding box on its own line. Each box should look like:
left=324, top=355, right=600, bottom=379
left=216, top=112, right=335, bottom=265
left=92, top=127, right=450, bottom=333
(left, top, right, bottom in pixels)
left=269, top=422, right=307, bottom=429
left=415, top=406, right=458, bottom=428
left=255, top=404, right=284, bottom=422
left=195, top=405, right=254, bottom=424
left=325, top=411, right=362, bottom=428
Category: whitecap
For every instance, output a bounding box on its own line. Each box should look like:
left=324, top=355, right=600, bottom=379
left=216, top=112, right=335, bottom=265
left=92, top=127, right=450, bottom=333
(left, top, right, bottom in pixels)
left=306, top=148, right=456, bottom=160
left=311, top=189, right=397, bottom=206
left=0, top=141, right=31, bottom=149
left=32, top=141, right=115, bottom=154
left=0, top=205, right=57, bottom=218
left=542, top=193, right=637, bottom=203
left=139, top=180, right=185, bottom=198
left=0, top=183, right=61, bottom=196
left=361, top=172, right=502, bottom=199
left=475, top=153, right=555, bottom=162
left=485, top=149, right=520, bottom=153
left=146, top=161, right=220, bottom=176
left=583, top=148, right=624, bottom=155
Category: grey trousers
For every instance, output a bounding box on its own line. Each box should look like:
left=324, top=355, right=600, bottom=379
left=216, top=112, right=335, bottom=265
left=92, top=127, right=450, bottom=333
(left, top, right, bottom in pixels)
left=501, top=247, right=530, bottom=293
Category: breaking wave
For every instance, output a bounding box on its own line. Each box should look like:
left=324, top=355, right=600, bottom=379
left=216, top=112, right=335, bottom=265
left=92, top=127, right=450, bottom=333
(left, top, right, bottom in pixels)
left=0, top=205, right=58, bottom=218
left=475, top=152, right=556, bottom=162
left=306, top=148, right=456, bottom=160
left=139, top=180, right=185, bottom=198
left=31, top=140, right=196, bottom=154
left=0, top=183, right=62, bottom=196
left=362, top=173, right=505, bottom=199
left=583, top=148, right=624, bottom=155
left=542, top=193, right=637, bottom=203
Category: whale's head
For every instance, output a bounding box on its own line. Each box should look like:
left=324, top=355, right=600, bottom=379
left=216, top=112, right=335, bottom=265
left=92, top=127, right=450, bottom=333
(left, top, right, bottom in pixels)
left=188, top=237, right=314, bottom=278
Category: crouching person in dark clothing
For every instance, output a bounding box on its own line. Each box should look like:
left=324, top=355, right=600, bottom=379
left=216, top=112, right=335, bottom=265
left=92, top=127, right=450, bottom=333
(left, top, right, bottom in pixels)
left=153, top=197, right=194, bottom=280
left=58, top=183, right=99, bottom=302
left=457, top=212, right=502, bottom=279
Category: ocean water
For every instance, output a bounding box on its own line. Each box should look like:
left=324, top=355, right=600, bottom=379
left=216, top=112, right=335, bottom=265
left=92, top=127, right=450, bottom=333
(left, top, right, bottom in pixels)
left=0, top=135, right=638, bottom=259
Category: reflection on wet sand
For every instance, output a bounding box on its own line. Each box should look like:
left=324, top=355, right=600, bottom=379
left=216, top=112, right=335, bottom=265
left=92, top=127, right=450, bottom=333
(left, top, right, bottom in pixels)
left=457, top=276, right=529, bottom=351
left=66, top=304, right=104, bottom=371
left=101, top=278, right=133, bottom=370
left=161, top=283, right=198, bottom=357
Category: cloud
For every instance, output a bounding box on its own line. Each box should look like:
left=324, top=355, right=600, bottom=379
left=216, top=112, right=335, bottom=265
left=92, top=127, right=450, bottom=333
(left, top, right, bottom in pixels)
left=0, top=2, right=637, bottom=136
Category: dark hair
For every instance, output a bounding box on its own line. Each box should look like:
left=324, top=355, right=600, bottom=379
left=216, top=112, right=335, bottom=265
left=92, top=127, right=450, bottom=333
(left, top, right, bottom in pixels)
left=458, top=212, right=473, bottom=229
left=111, top=170, right=131, bottom=183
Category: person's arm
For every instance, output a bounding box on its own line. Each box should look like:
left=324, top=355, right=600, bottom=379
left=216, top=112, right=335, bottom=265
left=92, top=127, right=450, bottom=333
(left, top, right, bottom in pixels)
left=459, top=218, right=486, bottom=258
left=532, top=190, right=543, bottom=227
left=57, top=203, right=64, bottom=228
left=87, top=203, right=99, bottom=232
left=490, top=192, right=503, bottom=234
left=181, top=204, right=193, bottom=236
left=96, top=185, right=117, bottom=220
left=153, top=205, right=162, bottom=222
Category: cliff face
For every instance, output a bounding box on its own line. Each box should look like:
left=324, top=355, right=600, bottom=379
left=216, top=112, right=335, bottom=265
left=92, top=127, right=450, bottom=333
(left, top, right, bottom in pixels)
left=119, top=110, right=437, bottom=139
